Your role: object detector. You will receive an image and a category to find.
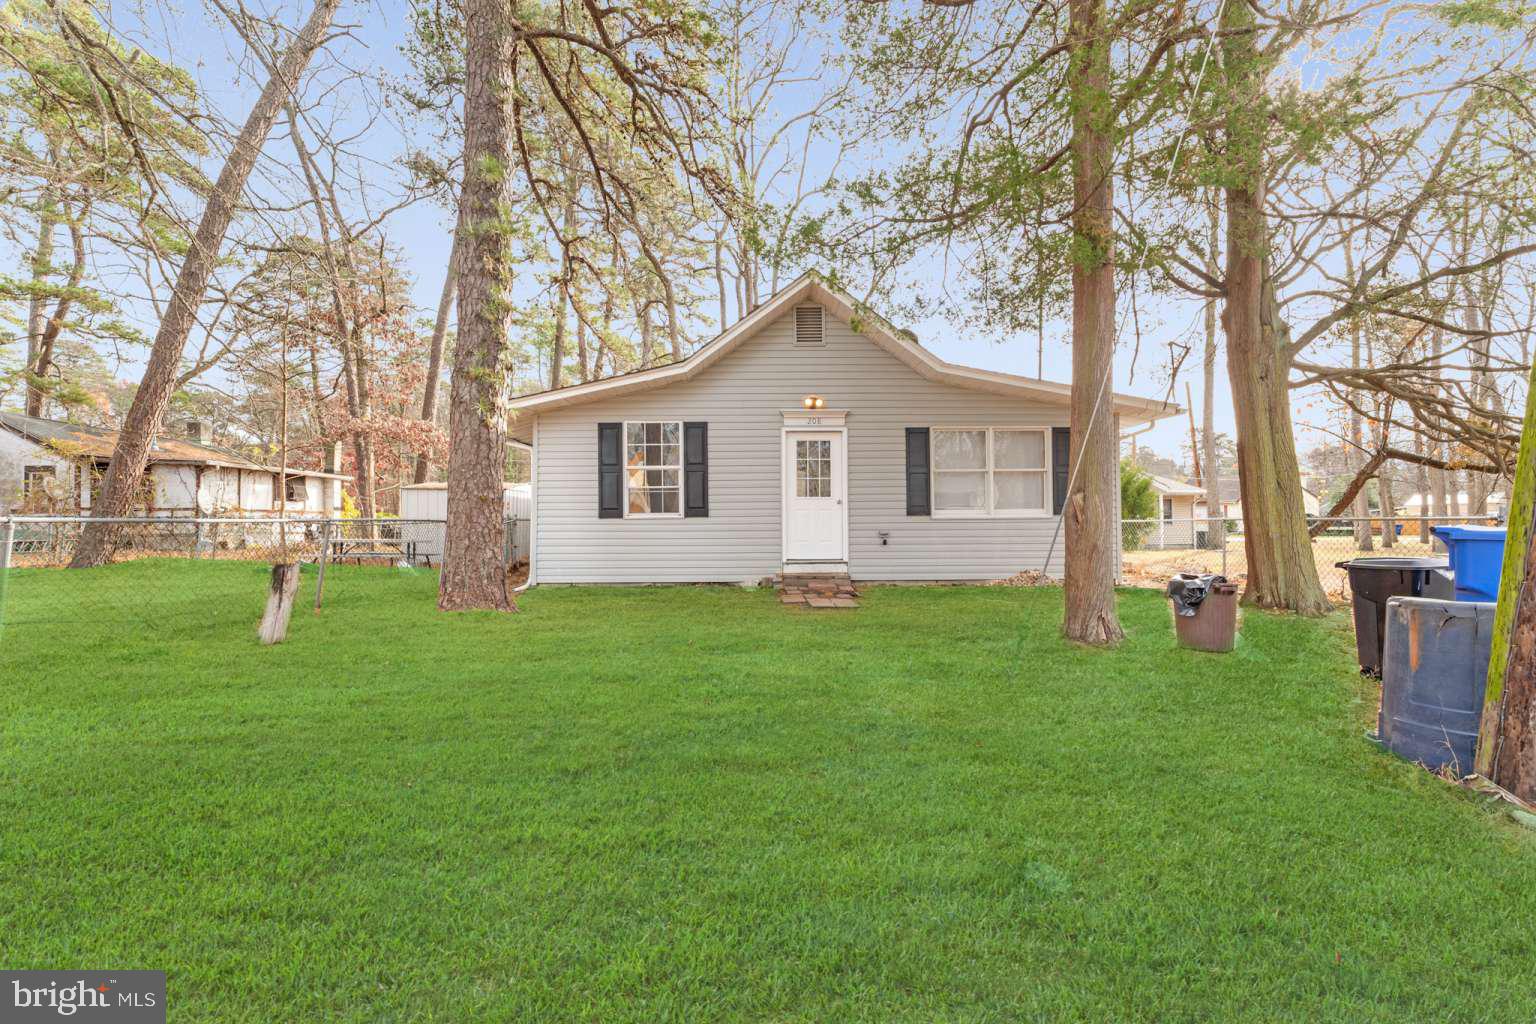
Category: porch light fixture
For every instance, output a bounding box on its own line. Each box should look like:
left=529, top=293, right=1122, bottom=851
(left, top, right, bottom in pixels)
left=801, top=394, right=825, bottom=410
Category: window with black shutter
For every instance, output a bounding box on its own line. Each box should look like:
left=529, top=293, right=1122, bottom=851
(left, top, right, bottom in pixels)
left=905, top=427, right=930, bottom=516
left=597, top=422, right=622, bottom=518
left=1051, top=427, right=1070, bottom=515
left=684, top=422, right=708, bottom=517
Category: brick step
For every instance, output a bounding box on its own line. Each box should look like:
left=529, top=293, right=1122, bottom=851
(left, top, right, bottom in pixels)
left=778, top=573, right=859, bottom=609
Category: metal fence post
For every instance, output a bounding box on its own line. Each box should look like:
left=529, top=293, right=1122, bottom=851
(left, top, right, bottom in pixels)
left=314, top=520, right=333, bottom=612
left=0, top=517, right=15, bottom=640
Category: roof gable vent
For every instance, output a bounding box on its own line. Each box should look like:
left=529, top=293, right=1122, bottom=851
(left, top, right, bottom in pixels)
left=794, top=305, right=825, bottom=347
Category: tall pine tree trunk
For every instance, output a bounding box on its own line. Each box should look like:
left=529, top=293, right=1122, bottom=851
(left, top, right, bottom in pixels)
left=1218, top=0, right=1329, bottom=614
left=1062, top=0, right=1123, bottom=645
left=439, top=0, right=517, bottom=612
left=70, top=0, right=340, bottom=567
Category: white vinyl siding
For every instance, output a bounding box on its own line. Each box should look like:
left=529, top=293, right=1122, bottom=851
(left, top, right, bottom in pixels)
left=532, top=305, right=1077, bottom=583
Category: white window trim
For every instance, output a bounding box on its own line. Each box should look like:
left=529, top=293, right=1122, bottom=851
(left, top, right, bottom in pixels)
left=930, top=426, right=1052, bottom=519
left=621, top=419, right=684, bottom=519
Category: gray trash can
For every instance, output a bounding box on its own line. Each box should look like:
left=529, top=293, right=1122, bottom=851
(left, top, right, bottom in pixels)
left=1379, top=597, right=1495, bottom=774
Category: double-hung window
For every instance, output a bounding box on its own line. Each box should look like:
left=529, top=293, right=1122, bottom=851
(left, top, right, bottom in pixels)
left=931, top=428, right=1049, bottom=516
left=624, top=421, right=682, bottom=516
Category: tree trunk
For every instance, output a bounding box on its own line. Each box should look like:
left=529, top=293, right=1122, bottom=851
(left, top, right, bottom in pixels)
left=638, top=302, right=654, bottom=368
left=1201, top=199, right=1221, bottom=545
left=1413, top=432, right=1432, bottom=541
left=286, top=101, right=374, bottom=516
left=1218, top=0, right=1329, bottom=615
left=439, top=0, right=517, bottom=613
left=1379, top=469, right=1396, bottom=548
left=1347, top=248, right=1373, bottom=551
left=713, top=230, right=729, bottom=329
left=574, top=280, right=591, bottom=382
left=1475, top=346, right=1536, bottom=799
left=24, top=195, right=58, bottom=417
left=549, top=189, right=576, bottom=389
left=258, top=561, right=301, bottom=645
left=1428, top=325, right=1448, bottom=518
left=1062, top=0, right=1123, bottom=646
left=414, top=226, right=460, bottom=483
left=69, top=0, right=340, bottom=568
left=663, top=274, right=682, bottom=361
left=26, top=211, right=88, bottom=419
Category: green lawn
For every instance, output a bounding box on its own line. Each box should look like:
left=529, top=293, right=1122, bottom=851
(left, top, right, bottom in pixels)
left=1, top=561, right=1533, bottom=1022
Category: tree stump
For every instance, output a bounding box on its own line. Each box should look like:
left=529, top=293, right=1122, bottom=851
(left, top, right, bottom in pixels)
left=259, top=562, right=301, bottom=645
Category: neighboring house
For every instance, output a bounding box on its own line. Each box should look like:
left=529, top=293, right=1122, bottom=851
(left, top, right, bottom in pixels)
left=1196, top=476, right=1320, bottom=521
left=0, top=411, right=348, bottom=517
left=1396, top=491, right=1507, bottom=519
left=507, top=274, right=1176, bottom=585
left=1143, top=475, right=1206, bottom=548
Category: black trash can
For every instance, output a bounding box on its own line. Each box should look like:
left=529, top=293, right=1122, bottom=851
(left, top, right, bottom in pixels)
left=1335, top=557, right=1448, bottom=675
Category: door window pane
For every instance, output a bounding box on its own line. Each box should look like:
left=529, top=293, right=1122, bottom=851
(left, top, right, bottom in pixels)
left=795, top=439, right=831, bottom=498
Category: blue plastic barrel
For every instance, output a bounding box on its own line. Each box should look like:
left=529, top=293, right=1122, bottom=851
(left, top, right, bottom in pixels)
left=1429, top=525, right=1507, bottom=602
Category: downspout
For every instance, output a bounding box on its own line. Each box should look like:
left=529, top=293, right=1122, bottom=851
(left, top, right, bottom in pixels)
left=513, top=423, right=537, bottom=592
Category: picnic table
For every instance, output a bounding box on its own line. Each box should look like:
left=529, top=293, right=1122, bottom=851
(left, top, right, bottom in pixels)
left=325, top=534, right=424, bottom=566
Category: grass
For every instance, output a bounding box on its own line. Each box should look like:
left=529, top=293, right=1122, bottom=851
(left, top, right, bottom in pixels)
left=2, top=560, right=1534, bottom=1022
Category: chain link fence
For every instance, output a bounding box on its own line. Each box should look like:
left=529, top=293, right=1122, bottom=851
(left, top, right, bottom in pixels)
left=1121, top=514, right=1503, bottom=603
left=0, top=515, right=526, bottom=641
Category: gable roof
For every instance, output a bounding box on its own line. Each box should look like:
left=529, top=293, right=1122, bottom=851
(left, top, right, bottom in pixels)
left=506, top=274, right=1179, bottom=432
left=0, top=411, right=350, bottom=479
left=1147, top=473, right=1205, bottom=497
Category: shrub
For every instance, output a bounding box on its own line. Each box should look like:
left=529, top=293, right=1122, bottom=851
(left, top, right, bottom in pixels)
left=1121, top=460, right=1158, bottom=551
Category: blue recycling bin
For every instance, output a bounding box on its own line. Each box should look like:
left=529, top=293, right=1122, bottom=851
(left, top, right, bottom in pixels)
left=1430, top=524, right=1507, bottom=602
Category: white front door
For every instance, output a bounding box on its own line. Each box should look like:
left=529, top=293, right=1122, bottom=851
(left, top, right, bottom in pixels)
left=784, top=431, right=846, bottom=563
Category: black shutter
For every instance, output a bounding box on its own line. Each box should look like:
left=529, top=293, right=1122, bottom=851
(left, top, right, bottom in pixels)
left=598, top=422, right=622, bottom=518
left=905, top=427, right=930, bottom=516
left=684, top=421, right=708, bottom=517
left=1052, top=427, right=1070, bottom=515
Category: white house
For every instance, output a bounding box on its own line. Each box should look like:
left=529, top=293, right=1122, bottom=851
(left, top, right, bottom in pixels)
left=1195, top=476, right=1321, bottom=521
left=0, top=411, right=348, bottom=517
left=1143, top=474, right=1206, bottom=548
left=1395, top=491, right=1507, bottom=519
left=507, top=274, right=1177, bottom=585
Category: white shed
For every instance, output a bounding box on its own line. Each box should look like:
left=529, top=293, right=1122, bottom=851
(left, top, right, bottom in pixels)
left=398, top=481, right=530, bottom=564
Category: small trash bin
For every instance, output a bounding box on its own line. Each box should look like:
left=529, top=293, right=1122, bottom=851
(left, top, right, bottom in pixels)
left=1335, top=557, right=1448, bottom=675
left=1429, top=525, right=1507, bottom=602
left=1167, top=574, right=1239, bottom=652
